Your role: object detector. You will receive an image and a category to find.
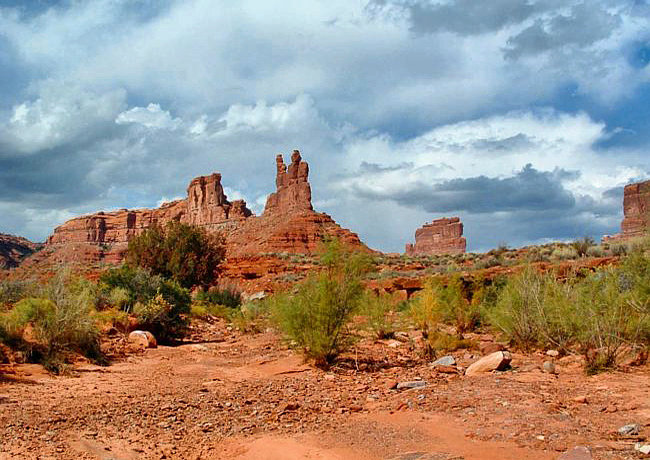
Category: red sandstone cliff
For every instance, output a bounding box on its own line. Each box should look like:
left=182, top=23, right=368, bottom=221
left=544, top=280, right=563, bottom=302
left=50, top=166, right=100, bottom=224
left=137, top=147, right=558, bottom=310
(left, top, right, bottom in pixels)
left=603, top=179, right=650, bottom=242
left=43, top=150, right=368, bottom=262
left=0, top=233, right=40, bottom=269
left=405, top=217, right=466, bottom=256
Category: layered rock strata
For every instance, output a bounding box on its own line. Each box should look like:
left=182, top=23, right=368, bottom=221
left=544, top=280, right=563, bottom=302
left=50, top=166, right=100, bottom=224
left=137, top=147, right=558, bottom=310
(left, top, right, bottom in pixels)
left=0, top=233, right=39, bottom=269
left=603, top=179, right=650, bottom=242
left=405, top=217, right=466, bottom=256
left=45, top=150, right=367, bottom=260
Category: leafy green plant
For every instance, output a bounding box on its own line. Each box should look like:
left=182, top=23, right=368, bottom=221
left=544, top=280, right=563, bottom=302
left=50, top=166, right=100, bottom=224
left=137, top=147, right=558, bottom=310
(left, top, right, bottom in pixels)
left=126, top=221, right=225, bottom=288
left=193, top=285, right=241, bottom=308
left=359, top=290, right=402, bottom=339
left=271, top=239, right=372, bottom=367
left=571, top=236, right=595, bottom=257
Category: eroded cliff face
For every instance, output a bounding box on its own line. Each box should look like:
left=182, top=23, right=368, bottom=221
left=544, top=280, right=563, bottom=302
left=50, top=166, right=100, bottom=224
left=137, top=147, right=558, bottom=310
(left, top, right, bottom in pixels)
left=44, top=150, right=367, bottom=261
left=405, top=217, right=466, bottom=256
left=604, top=179, right=650, bottom=242
left=0, top=233, right=39, bottom=269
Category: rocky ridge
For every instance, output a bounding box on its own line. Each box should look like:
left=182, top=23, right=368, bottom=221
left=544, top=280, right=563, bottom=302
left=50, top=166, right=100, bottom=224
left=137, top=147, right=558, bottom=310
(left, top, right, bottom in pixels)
left=42, top=150, right=367, bottom=264
left=0, top=233, right=39, bottom=269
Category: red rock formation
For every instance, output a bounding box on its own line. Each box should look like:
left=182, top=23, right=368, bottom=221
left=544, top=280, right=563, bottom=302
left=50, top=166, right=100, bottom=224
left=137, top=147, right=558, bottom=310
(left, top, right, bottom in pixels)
left=264, top=151, right=313, bottom=214
left=43, top=150, right=368, bottom=262
left=405, top=217, right=466, bottom=256
left=0, top=233, right=40, bottom=269
left=603, top=179, right=650, bottom=242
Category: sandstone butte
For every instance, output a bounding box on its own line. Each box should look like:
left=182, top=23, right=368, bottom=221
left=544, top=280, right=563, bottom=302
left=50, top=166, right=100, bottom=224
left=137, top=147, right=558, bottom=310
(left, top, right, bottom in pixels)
left=405, top=217, right=466, bottom=256
left=0, top=233, right=39, bottom=269
left=603, top=179, right=650, bottom=242
left=44, top=150, right=369, bottom=264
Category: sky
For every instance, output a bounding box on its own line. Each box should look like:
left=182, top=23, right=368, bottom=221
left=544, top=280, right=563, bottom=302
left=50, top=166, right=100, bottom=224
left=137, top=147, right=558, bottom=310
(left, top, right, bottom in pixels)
left=0, top=0, right=649, bottom=252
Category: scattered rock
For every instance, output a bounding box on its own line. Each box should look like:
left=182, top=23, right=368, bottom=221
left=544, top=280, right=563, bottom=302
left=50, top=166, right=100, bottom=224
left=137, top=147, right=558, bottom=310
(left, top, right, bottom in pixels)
left=396, top=381, right=427, bottom=390
left=432, top=355, right=456, bottom=367
left=465, top=351, right=512, bottom=376
left=479, top=342, right=505, bottom=355
left=635, top=443, right=650, bottom=455
left=618, top=423, right=641, bottom=436
left=128, top=330, right=157, bottom=349
left=572, top=396, right=588, bottom=404
left=434, top=365, right=458, bottom=374
left=394, top=332, right=410, bottom=342
left=558, top=446, right=592, bottom=460
left=543, top=361, right=557, bottom=374
left=386, top=380, right=399, bottom=390
left=546, top=349, right=560, bottom=357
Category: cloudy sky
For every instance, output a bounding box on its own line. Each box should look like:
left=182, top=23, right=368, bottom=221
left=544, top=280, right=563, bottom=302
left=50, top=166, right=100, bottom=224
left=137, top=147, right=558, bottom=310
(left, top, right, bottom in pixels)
left=1, top=0, right=649, bottom=252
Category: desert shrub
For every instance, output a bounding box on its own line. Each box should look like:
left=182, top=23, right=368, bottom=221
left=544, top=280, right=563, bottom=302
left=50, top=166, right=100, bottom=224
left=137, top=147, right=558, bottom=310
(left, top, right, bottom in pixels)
left=100, top=265, right=190, bottom=341
left=271, top=239, right=372, bottom=367
left=551, top=246, right=578, bottom=260
left=3, top=293, right=101, bottom=373
left=0, top=280, right=38, bottom=307
left=571, top=236, right=595, bottom=257
left=358, top=291, right=402, bottom=339
left=107, top=287, right=130, bottom=310
left=190, top=302, right=231, bottom=319
left=609, top=243, right=628, bottom=256
left=231, top=301, right=270, bottom=333
left=93, top=308, right=130, bottom=332
left=126, top=221, right=225, bottom=288
left=428, top=331, right=475, bottom=353
left=409, top=276, right=480, bottom=334
left=487, top=267, right=575, bottom=351
left=194, top=285, right=241, bottom=308
left=586, top=245, right=604, bottom=258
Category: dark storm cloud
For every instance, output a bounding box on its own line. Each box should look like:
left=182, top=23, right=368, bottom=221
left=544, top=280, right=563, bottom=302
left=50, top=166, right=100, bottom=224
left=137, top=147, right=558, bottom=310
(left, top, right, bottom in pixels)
left=370, top=0, right=541, bottom=35
left=352, top=164, right=579, bottom=214
left=505, top=2, right=623, bottom=58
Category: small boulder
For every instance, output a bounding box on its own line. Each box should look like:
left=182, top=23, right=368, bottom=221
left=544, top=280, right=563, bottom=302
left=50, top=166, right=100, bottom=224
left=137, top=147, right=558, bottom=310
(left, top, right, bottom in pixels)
left=432, top=355, right=456, bottom=367
left=546, top=349, right=560, bottom=357
left=618, top=423, right=641, bottom=437
left=479, top=342, right=505, bottom=354
left=543, top=361, right=557, bottom=374
left=558, top=446, right=592, bottom=460
left=396, top=381, right=427, bottom=390
left=465, top=351, right=512, bottom=376
left=128, top=330, right=157, bottom=349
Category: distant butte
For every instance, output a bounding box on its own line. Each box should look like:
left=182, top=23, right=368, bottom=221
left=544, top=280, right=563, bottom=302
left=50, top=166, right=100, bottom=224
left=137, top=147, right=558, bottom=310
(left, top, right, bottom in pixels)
left=603, top=179, right=650, bottom=243
left=44, top=150, right=369, bottom=263
left=405, top=217, right=467, bottom=256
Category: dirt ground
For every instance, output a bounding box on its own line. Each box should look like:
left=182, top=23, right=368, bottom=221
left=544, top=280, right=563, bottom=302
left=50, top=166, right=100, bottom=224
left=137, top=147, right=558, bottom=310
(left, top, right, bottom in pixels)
left=1, top=320, right=648, bottom=460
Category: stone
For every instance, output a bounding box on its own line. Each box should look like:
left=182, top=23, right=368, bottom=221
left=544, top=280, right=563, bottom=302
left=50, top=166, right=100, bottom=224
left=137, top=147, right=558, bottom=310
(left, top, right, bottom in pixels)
left=635, top=443, right=650, bottom=455
left=396, top=381, right=427, bottom=390
left=572, top=396, right=588, bottom=404
left=42, top=150, right=370, bottom=265
left=618, top=423, right=641, bottom=436
left=558, top=446, right=592, bottom=460
left=465, top=351, right=512, bottom=376
left=405, top=217, right=466, bottom=256
left=543, top=361, right=557, bottom=374
left=0, top=233, right=39, bottom=269
left=546, top=349, right=560, bottom=357
left=479, top=342, right=505, bottom=355
left=128, top=330, right=157, bottom=349
left=603, top=179, right=650, bottom=242
left=432, top=355, right=456, bottom=367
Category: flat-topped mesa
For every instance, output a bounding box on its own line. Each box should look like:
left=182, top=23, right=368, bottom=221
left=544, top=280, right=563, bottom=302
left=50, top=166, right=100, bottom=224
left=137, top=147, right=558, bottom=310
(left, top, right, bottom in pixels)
left=405, top=217, right=466, bottom=256
left=263, top=150, right=313, bottom=215
left=603, top=179, right=650, bottom=243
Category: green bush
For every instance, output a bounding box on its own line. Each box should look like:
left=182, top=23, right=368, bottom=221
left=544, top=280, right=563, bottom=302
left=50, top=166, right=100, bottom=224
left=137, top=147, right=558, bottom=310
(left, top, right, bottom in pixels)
left=0, top=280, right=38, bottom=308
left=100, top=265, right=191, bottom=342
left=359, top=290, right=402, bottom=339
left=571, top=236, right=595, bottom=257
left=409, top=276, right=480, bottom=334
left=3, top=291, right=101, bottom=373
left=551, top=246, right=578, bottom=260
left=126, top=221, right=226, bottom=288
left=194, top=286, right=241, bottom=308
left=271, top=239, right=372, bottom=367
